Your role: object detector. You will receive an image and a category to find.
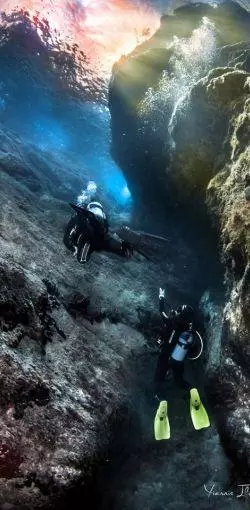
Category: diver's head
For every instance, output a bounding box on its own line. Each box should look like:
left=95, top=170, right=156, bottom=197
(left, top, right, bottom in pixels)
left=176, top=304, right=194, bottom=321
left=87, top=201, right=106, bottom=220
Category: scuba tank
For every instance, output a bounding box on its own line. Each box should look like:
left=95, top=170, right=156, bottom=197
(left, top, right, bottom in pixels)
left=170, top=331, right=194, bottom=362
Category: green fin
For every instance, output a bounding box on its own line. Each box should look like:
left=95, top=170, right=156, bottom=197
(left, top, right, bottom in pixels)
left=154, top=400, right=170, bottom=440
left=190, top=388, right=210, bottom=430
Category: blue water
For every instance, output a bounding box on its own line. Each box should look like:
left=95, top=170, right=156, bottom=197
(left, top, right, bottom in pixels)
left=0, top=54, right=131, bottom=207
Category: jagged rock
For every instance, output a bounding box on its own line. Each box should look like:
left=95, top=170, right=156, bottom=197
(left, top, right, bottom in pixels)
left=219, top=41, right=250, bottom=72
left=0, top=256, right=148, bottom=508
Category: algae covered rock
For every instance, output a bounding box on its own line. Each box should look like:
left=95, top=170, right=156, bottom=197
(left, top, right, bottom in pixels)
left=169, top=69, right=250, bottom=204
left=206, top=124, right=250, bottom=472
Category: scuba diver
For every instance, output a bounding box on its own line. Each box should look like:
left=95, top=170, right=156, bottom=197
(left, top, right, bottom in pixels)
left=154, top=288, right=210, bottom=440
left=64, top=201, right=169, bottom=265
left=63, top=201, right=133, bottom=264
left=154, top=288, right=199, bottom=393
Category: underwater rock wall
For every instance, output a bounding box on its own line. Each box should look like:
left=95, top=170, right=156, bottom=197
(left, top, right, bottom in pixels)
left=110, top=1, right=250, bottom=471
left=168, top=56, right=250, bottom=474
left=206, top=103, right=250, bottom=472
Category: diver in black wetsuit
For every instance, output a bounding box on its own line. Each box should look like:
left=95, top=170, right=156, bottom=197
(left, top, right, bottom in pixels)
left=154, top=288, right=202, bottom=397
left=63, top=201, right=133, bottom=264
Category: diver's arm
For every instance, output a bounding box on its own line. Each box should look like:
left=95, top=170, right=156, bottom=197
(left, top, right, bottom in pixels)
left=159, top=288, right=169, bottom=322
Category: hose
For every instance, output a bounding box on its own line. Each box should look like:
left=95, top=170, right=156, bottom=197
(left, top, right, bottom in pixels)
left=188, top=330, right=204, bottom=361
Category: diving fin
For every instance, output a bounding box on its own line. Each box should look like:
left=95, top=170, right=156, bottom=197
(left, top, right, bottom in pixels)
left=190, top=388, right=210, bottom=430
left=116, top=226, right=168, bottom=262
left=154, top=400, right=170, bottom=440
left=134, top=230, right=168, bottom=243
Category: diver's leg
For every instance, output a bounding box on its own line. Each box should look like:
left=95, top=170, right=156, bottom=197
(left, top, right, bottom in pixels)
left=103, top=233, right=124, bottom=256
left=63, top=217, right=78, bottom=252
left=76, top=234, right=94, bottom=264
left=111, top=234, right=122, bottom=253
left=154, top=342, right=172, bottom=382
left=170, top=359, right=190, bottom=390
left=154, top=343, right=172, bottom=398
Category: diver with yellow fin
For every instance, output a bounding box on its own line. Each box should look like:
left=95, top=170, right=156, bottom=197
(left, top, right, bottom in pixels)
left=153, top=288, right=210, bottom=440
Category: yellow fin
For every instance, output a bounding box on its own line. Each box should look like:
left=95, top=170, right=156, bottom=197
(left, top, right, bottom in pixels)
left=154, top=400, right=170, bottom=440
left=190, top=388, right=210, bottom=430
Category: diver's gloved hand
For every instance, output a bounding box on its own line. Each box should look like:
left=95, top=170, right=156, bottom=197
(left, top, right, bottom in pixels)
left=159, top=287, right=165, bottom=299
left=122, top=241, right=133, bottom=258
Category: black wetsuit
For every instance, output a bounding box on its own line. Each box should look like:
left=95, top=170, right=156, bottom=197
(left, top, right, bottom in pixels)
left=63, top=204, right=131, bottom=263
left=154, top=297, right=196, bottom=394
